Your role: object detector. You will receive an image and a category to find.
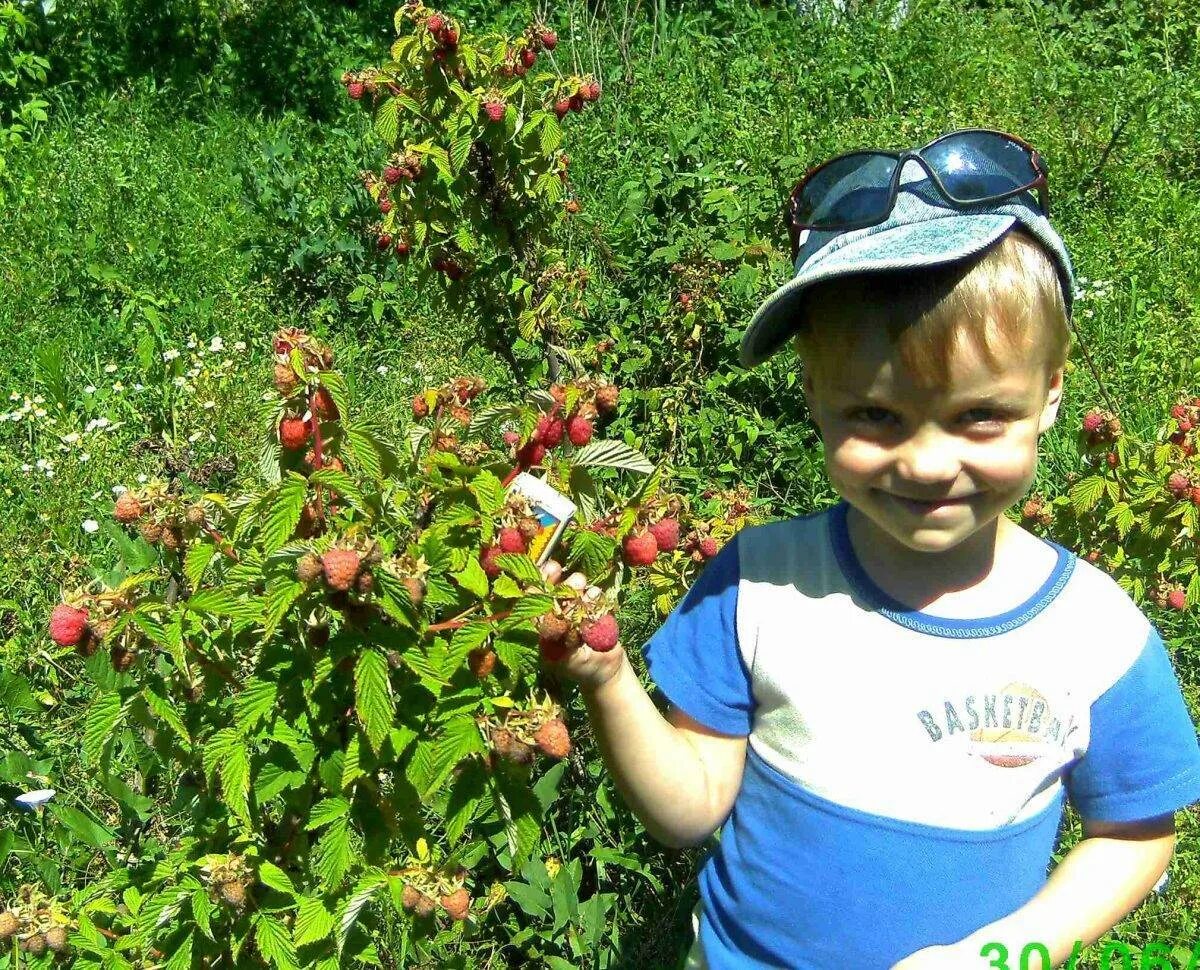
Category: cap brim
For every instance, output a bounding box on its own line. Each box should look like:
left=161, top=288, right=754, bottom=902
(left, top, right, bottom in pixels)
left=740, top=214, right=1017, bottom=368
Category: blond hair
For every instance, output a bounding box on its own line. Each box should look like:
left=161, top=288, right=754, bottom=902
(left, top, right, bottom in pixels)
left=792, top=229, right=1070, bottom=390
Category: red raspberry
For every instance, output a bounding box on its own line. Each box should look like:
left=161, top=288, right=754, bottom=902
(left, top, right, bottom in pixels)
left=1106, top=452, right=1118, bottom=467
left=567, top=415, right=593, bottom=446
left=49, top=603, right=89, bottom=647
left=517, top=440, right=546, bottom=468
left=482, top=98, right=506, bottom=123
left=554, top=98, right=571, bottom=119
left=534, top=718, right=571, bottom=759
left=279, top=415, right=312, bottom=450
left=312, top=386, right=339, bottom=421
left=1191, top=487, right=1200, bottom=507
left=502, top=429, right=520, bottom=447
left=1168, top=472, right=1189, bottom=497
left=540, top=30, right=558, bottom=49
left=394, top=238, right=410, bottom=259
left=1082, top=410, right=1105, bottom=435
left=378, top=197, right=392, bottom=215
left=498, top=527, right=527, bottom=554
left=521, top=47, right=537, bottom=68
left=580, top=613, right=619, bottom=652
left=570, top=92, right=584, bottom=112
left=1171, top=404, right=1188, bottom=420
left=426, top=13, right=445, bottom=33
left=1168, top=588, right=1187, bottom=610
left=1180, top=419, right=1194, bottom=433
left=699, top=537, right=720, bottom=559
left=649, top=518, right=680, bottom=552
left=535, top=413, right=565, bottom=448
left=383, top=165, right=403, bottom=185
left=623, top=530, right=658, bottom=567
left=480, top=545, right=503, bottom=578
left=412, top=394, right=429, bottom=419
left=441, top=26, right=458, bottom=47
left=468, top=647, right=496, bottom=677
left=321, top=549, right=362, bottom=592
left=377, top=233, right=393, bottom=250
left=347, top=81, right=365, bottom=100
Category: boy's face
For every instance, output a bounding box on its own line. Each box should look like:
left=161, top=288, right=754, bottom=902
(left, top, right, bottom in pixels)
left=802, top=323, right=1064, bottom=555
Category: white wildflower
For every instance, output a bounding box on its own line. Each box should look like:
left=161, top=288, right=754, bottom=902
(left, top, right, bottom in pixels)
left=82, top=519, right=99, bottom=533
left=104, top=363, right=118, bottom=374
left=163, top=348, right=180, bottom=362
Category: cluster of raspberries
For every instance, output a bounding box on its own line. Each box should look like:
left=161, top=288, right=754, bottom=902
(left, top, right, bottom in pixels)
left=496, top=380, right=620, bottom=471
left=49, top=592, right=142, bottom=673
left=547, top=74, right=602, bottom=118
left=421, top=10, right=460, bottom=55
left=1168, top=397, right=1200, bottom=456
left=1080, top=408, right=1122, bottom=447
left=0, top=888, right=71, bottom=959
left=587, top=497, right=720, bottom=567
left=398, top=866, right=471, bottom=921
left=1166, top=471, right=1200, bottom=506
left=411, top=377, right=488, bottom=456
left=274, top=329, right=341, bottom=453
left=112, top=482, right=210, bottom=554
left=340, top=68, right=405, bottom=103
left=497, top=24, right=558, bottom=79
left=487, top=708, right=572, bottom=765
left=1151, top=582, right=1189, bottom=612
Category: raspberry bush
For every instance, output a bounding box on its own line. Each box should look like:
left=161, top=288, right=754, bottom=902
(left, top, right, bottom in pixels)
left=42, top=327, right=729, bottom=966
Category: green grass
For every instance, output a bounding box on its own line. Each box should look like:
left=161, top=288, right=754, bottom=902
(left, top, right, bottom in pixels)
left=2, top=0, right=1200, bottom=964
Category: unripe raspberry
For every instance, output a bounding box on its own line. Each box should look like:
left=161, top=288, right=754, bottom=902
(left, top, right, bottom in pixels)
left=49, top=603, right=89, bottom=647
left=623, top=530, right=658, bottom=567
left=491, top=726, right=533, bottom=764
left=567, top=415, right=593, bottom=446
left=403, top=577, right=426, bottom=608
left=538, top=612, right=569, bottom=644
left=649, top=517, right=680, bottom=552
left=113, top=491, right=144, bottom=524
left=534, top=718, right=571, bottom=759
left=441, top=887, right=470, bottom=921
left=1105, top=451, right=1118, bottom=467
left=1021, top=497, right=1043, bottom=520
left=218, top=879, right=248, bottom=910
left=279, top=415, right=313, bottom=450
left=139, top=518, right=164, bottom=545
left=518, top=516, right=542, bottom=543
left=480, top=545, right=503, bottom=578
left=698, top=537, right=720, bottom=559
left=401, top=884, right=421, bottom=910
left=414, top=892, right=437, bottom=917
left=580, top=613, right=619, bottom=652
left=541, top=559, right=564, bottom=585
left=1168, top=588, right=1187, bottom=610
left=594, top=384, right=619, bottom=413
left=0, top=912, right=19, bottom=940
left=322, top=549, right=362, bottom=592
left=20, top=934, right=46, bottom=957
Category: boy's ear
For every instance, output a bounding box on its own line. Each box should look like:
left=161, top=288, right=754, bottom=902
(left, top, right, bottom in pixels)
left=1037, top=366, right=1066, bottom=435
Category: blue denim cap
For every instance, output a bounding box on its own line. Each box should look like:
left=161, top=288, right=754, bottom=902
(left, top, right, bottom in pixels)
left=740, top=159, right=1076, bottom=368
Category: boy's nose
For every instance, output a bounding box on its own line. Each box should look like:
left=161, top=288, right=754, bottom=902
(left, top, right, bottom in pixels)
left=894, top=424, right=961, bottom=486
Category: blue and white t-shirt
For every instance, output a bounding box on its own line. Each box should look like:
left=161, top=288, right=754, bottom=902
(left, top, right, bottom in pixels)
left=644, top=501, right=1200, bottom=970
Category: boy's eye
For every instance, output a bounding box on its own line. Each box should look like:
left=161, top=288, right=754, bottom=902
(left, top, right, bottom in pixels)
left=849, top=406, right=895, bottom=424
left=962, top=408, right=1005, bottom=425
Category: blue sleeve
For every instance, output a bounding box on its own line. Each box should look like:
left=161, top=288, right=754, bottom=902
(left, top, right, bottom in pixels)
left=642, top=535, right=753, bottom=736
left=1066, top=627, right=1200, bottom=822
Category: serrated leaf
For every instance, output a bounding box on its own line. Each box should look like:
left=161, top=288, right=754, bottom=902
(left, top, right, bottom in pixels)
left=336, top=870, right=388, bottom=951
left=255, top=912, right=299, bottom=969
left=192, top=889, right=214, bottom=940
left=356, top=647, right=394, bottom=753
left=421, top=715, right=486, bottom=800
left=235, top=677, right=278, bottom=732
left=309, top=469, right=369, bottom=518
left=469, top=470, right=506, bottom=516
left=184, top=542, right=219, bottom=589
left=450, top=622, right=492, bottom=657
left=449, top=132, right=473, bottom=174
left=313, top=816, right=353, bottom=890
left=345, top=424, right=386, bottom=481
left=163, top=933, right=193, bottom=970
left=374, top=96, right=401, bottom=146
left=84, top=692, right=127, bottom=766
left=142, top=688, right=191, bottom=749
left=203, top=728, right=250, bottom=825
left=507, top=593, right=554, bottom=621
left=1068, top=475, right=1106, bottom=515
left=263, top=474, right=309, bottom=553
left=540, top=114, right=562, bottom=154
left=257, top=861, right=297, bottom=897
left=294, top=895, right=336, bottom=947
left=566, top=529, right=618, bottom=579
left=452, top=554, right=490, bottom=598
left=262, top=576, right=306, bottom=641
left=495, top=552, right=542, bottom=585
left=572, top=440, right=655, bottom=474
left=307, top=797, right=352, bottom=831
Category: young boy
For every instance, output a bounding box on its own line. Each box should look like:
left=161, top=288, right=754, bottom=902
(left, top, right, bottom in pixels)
left=547, top=130, right=1200, bottom=969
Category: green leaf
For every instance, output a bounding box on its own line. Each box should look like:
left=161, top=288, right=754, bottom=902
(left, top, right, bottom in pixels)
left=451, top=554, right=490, bottom=598
left=493, top=769, right=542, bottom=869
left=449, top=622, right=492, bottom=658
left=48, top=805, right=115, bottom=847
left=142, top=688, right=191, bottom=749
left=336, top=869, right=388, bottom=951
left=186, top=588, right=262, bottom=625
left=421, top=715, right=486, bottom=800
left=374, top=96, right=401, bottom=146
left=163, top=932, right=193, bottom=970
left=344, top=424, right=387, bottom=481
left=203, top=728, right=251, bottom=825
left=308, top=468, right=369, bottom=518
left=263, top=576, right=306, bottom=641
left=540, top=114, right=562, bottom=155
left=84, top=692, right=127, bottom=767
left=255, top=912, right=300, bottom=969
left=495, top=553, right=542, bottom=585
left=566, top=529, right=618, bottom=580
left=306, top=797, right=352, bottom=831
left=235, top=677, right=279, bottom=732
left=257, top=861, right=297, bottom=897
left=192, top=888, right=215, bottom=940
left=293, top=895, right=335, bottom=947
left=572, top=440, right=655, bottom=474
left=184, top=542, right=219, bottom=589
left=263, top=473, right=309, bottom=554
left=356, top=647, right=394, bottom=753
left=1068, top=475, right=1106, bottom=515
left=313, top=816, right=353, bottom=890
left=469, top=470, right=506, bottom=516
left=506, top=593, right=554, bottom=622
left=449, top=132, right=473, bottom=175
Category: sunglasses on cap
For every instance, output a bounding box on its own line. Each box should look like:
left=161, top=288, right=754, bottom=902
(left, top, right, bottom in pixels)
left=785, top=128, right=1051, bottom=262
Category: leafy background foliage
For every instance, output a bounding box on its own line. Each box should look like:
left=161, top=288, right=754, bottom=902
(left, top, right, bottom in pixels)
left=2, top=0, right=1200, bottom=965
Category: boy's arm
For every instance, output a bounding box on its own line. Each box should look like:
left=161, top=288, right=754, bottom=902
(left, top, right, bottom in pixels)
left=581, top=652, right=748, bottom=849
left=953, top=813, right=1175, bottom=968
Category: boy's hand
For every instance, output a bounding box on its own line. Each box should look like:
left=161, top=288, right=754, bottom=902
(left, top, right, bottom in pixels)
left=538, top=561, right=626, bottom=693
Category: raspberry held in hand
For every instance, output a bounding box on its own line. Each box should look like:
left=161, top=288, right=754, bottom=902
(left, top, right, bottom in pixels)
left=580, top=613, right=619, bottom=652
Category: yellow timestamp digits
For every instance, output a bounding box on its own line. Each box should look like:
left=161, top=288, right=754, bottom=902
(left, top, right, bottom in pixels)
left=980, top=940, right=1200, bottom=969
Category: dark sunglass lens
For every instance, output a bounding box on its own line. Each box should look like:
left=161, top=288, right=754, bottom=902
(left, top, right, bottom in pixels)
left=793, top=153, right=896, bottom=228
left=926, top=131, right=1040, bottom=202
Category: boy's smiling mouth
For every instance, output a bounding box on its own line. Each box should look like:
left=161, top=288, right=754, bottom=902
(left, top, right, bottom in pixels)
left=883, top=491, right=980, bottom=513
